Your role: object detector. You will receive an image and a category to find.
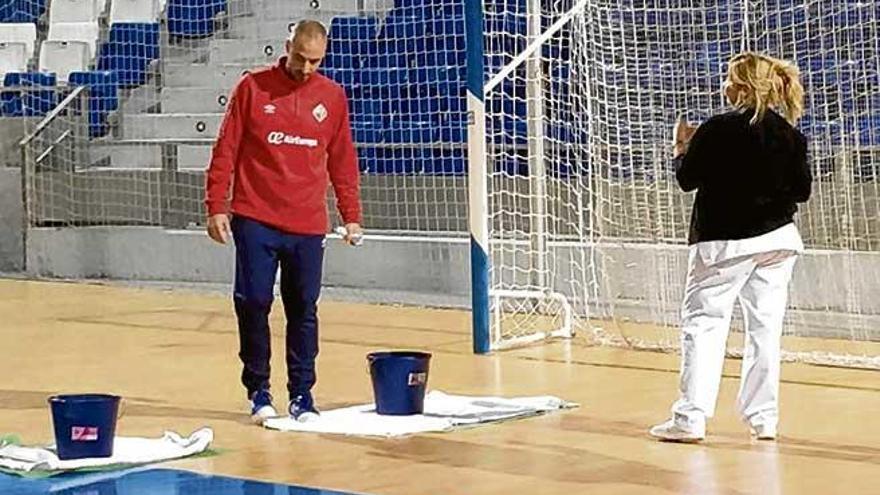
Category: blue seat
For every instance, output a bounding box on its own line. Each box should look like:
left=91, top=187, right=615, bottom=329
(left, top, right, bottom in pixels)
left=321, top=68, right=359, bottom=89
left=764, top=6, right=807, bottom=29
left=370, top=147, right=419, bottom=174
left=350, top=98, right=382, bottom=117
left=97, top=23, right=160, bottom=88
left=330, top=16, right=379, bottom=42
left=488, top=92, right=526, bottom=121
left=380, top=15, right=428, bottom=57
left=352, top=118, right=385, bottom=145
left=391, top=0, right=463, bottom=19
left=436, top=113, right=467, bottom=143
left=550, top=154, right=590, bottom=180
left=799, top=117, right=843, bottom=144
left=856, top=115, right=880, bottom=147
left=371, top=147, right=465, bottom=175
left=496, top=151, right=527, bottom=177
left=416, top=48, right=465, bottom=68
left=350, top=98, right=386, bottom=144
left=384, top=93, right=440, bottom=121
left=167, top=0, right=226, bottom=38
left=426, top=82, right=464, bottom=114
left=383, top=117, right=439, bottom=144
left=489, top=116, right=527, bottom=147
left=1, top=71, right=56, bottom=117
left=0, top=0, right=47, bottom=23
left=346, top=69, right=409, bottom=110
left=356, top=146, right=378, bottom=174
left=422, top=148, right=465, bottom=175
left=68, top=70, right=119, bottom=138
left=325, top=17, right=379, bottom=70
left=484, top=0, right=525, bottom=14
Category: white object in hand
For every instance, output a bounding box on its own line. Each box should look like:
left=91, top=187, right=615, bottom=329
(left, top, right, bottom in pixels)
left=334, top=226, right=363, bottom=246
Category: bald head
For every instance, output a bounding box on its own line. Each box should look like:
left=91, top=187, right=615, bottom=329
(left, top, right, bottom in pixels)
left=288, top=20, right=328, bottom=43
left=284, top=20, right=328, bottom=82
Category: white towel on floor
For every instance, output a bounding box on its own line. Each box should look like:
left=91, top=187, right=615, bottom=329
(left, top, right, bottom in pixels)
left=264, top=391, right=575, bottom=437
left=0, top=428, right=213, bottom=473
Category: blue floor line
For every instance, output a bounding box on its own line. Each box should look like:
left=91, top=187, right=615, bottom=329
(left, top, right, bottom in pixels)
left=0, top=467, right=365, bottom=495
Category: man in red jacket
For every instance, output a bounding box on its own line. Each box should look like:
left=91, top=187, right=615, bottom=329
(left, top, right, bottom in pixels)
left=204, top=20, right=363, bottom=424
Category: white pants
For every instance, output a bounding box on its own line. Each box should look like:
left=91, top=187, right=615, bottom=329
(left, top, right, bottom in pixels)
left=672, top=248, right=798, bottom=430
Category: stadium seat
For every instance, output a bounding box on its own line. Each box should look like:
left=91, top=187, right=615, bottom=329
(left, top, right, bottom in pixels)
left=436, top=113, right=467, bottom=143
left=383, top=117, right=439, bottom=144
left=423, top=148, right=466, bottom=175
left=39, top=40, right=90, bottom=84
left=0, top=71, right=57, bottom=117
left=49, top=0, right=100, bottom=24
left=166, top=0, right=226, bottom=38
left=356, top=146, right=378, bottom=174
left=320, top=67, right=358, bottom=89
left=47, top=21, right=100, bottom=59
left=97, top=22, right=160, bottom=87
left=857, top=115, right=880, bottom=147
left=110, top=0, right=159, bottom=23
left=391, top=0, right=464, bottom=18
left=351, top=117, right=385, bottom=144
left=324, top=16, right=379, bottom=70
left=0, top=0, right=47, bottom=23
left=372, top=147, right=463, bottom=175
left=0, top=23, right=37, bottom=61
left=69, top=70, right=119, bottom=137
left=0, top=42, right=28, bottom=84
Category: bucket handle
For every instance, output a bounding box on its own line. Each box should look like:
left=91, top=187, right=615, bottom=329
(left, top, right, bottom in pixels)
left=117, top=398, right=126, bottom=420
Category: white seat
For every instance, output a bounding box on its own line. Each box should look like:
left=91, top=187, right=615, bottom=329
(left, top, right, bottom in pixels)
left=0, top=42, right=29, bottom=84
left=0, top=24, right=38, bottom=63
left=110, top=0, right=160, bottom=23
left=39, top=40, right=90, bottom=84
left=47, top=22, right=100, bottom=60
left=49, top=0, right=100, bottom=24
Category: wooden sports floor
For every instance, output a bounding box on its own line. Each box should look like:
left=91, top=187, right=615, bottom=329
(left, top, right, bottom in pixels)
left=1, top=278, right=878, bottom=495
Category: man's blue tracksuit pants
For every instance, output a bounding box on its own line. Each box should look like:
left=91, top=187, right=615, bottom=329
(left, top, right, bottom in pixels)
left=231, top=215, right=325, bottom=399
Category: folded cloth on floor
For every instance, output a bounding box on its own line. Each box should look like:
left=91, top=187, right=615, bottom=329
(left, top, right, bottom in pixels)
left=0, top=428, right=214, bottom=475
left=264, top=391, right=576, bottom=437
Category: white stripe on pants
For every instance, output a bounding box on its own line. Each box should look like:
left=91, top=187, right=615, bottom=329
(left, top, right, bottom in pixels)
left=672, top=248, right=797, bottom=429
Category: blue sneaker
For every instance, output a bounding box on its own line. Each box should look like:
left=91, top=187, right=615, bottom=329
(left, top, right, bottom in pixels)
left=289, top=393, right=320, bottom=423
left=249, top=390, right=277, bottom=424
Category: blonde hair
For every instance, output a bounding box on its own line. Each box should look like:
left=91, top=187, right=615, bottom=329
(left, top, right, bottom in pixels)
left=725, top=52, right=804, bottom=125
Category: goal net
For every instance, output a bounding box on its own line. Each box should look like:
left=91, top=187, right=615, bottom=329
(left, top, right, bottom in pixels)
left=477, top=0, right=880, bottom=367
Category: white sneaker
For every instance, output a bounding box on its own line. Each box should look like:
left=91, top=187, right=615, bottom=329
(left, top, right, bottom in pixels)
left=750, top=423, right=777, bottom=440
left=649, top=416, right=706, bottom=442
left=251, top=404, right=278, bottom=425
left=294, top=411, right=320, bottom=423
left=249, top=390, right=278, bottom=425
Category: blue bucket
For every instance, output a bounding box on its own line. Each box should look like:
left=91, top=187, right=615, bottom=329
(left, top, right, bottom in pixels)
left=367, top=351, right=432, bottom=415
left=49, top=394, right=121, bottom=460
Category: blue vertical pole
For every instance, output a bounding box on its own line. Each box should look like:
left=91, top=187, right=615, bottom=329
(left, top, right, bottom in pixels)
left=465, top=0, right=490, bottom=354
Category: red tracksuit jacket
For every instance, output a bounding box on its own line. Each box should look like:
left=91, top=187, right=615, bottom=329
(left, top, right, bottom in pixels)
left=205, top=57, right=362, bottom=235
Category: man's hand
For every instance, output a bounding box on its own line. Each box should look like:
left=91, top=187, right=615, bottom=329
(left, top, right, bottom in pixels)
left=342, top=223, right=363, bottom=246
left=207, top=213, right=232, bottom=244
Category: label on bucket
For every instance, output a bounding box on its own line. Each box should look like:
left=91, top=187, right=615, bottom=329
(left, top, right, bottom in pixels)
left=407, top=372, right=427, bottom=386
left=71, top=426, right=99, bottom=442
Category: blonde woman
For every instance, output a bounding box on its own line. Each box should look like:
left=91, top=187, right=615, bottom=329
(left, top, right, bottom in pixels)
left=650, top=52, right=812, bottom=442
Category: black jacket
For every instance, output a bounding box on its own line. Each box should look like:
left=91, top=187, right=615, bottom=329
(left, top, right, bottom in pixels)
left=675, top=109, right=812, bottom=245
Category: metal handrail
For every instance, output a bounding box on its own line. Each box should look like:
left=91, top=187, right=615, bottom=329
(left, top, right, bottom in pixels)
left=18, top=85, right=86, bottom=148
left=35, top=129, right=73, bottom=165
